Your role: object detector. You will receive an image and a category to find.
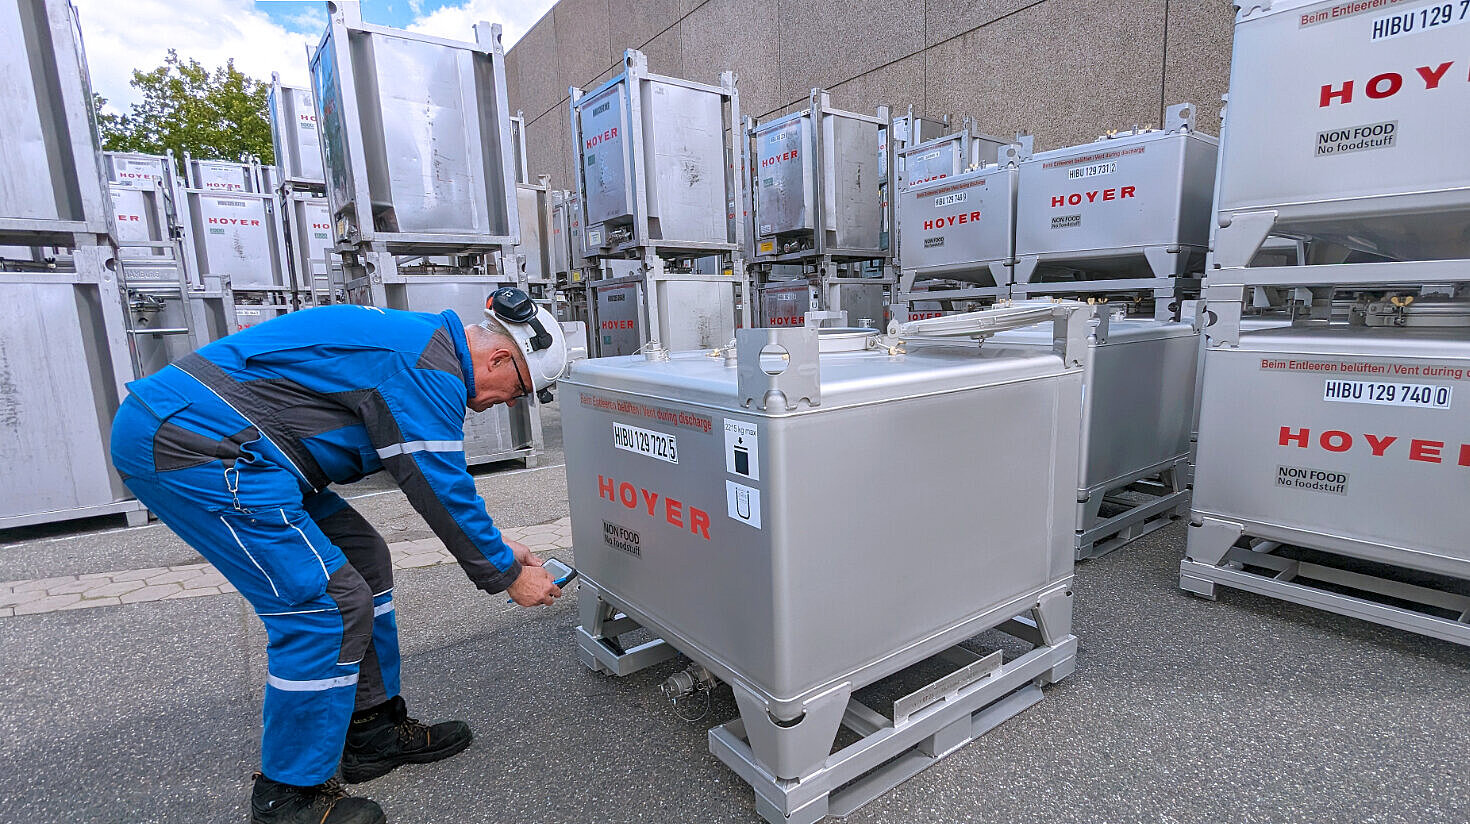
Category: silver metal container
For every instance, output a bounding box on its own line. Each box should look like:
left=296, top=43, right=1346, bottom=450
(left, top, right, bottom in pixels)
left=0, top=0, right=113, bottom=245
left=590, top=276, right=736, bottom=356
left=897, top=126, right=1009, bottom=190
left=564, top=305, right=1087, bottom=823
left=1185, top=311, right=1470, bottom=645
left=989, top=307, right=1199, bottom=558
left=268, top=77, right=325, bottom=188
left=750, top=92, right=888, bottom=261
left=185, top=190, right=288, bottom=290
left=898, top=151, right=1024, bottom=287
left=309, top=4, right=519, bottom=252
left=1013, top=103, right=1217, bottom=287
left=1213, top=0, right=1470, bottom=268
left=571, top=50, right=742, bottom=257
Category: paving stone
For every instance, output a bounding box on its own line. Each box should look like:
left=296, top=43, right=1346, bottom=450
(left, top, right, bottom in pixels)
left=184, top=573, right=228, bottom=590
left=119, top=584, right=184, bottom=604
left=108, top=567, right=170, bottom=582
left=45, top=580, right=94, bottom=596
left=165, top=588, right=220, bottom=599
left=7, top=576, right=76, bottom=593
left=395, top=557, right=441, bottom=569
left=0, top=607, right=11, bottom=617
left=13, top=594, right=83, bottom=615
left=144, top=569, right=206, bottom=586
left=59, top=597, right=120, bottom=610
left=551, top=536, right=575, bottom=549
left=83, top=580, right=146, bottom=599
left=220, top=583, right=237, bottom=594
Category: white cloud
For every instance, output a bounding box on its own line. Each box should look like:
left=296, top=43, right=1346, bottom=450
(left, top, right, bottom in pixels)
left=74, top=0, right=558, bottom=114
left=406, top=0, right=553, bottom=51
left=74, top=0, right=322, bottom=112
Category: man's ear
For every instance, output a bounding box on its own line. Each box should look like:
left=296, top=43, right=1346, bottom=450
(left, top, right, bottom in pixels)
left=489, top=348, right=514, bottom=369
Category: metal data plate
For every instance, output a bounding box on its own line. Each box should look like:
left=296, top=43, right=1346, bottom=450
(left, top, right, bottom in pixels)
left=580, top=83, right=632, bottom=228
left=1217, top=0, right=1470, bottom=261
left=899, top=168, right=1016, bottom=281
left=1192, top=325, right=1470, bottom=573
left=1015, top=130, right=1216, bottom=263
left=755, top=118, right=813, bottom=237
left=640, top=80, right=728, bottom=245
left=190, top=193, right=281, bottom=287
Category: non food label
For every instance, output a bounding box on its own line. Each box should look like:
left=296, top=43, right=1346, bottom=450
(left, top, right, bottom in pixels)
left=602, top=521, right=641, bottom=556
left=1368, top=2, right=1469, bottom=39
left=924, top=236, right=945, bottom=248
left=1051, top=214, right=1082, bottom=229
left=726, top=480, right=761, bottom=529
left=1315, top=120, right=1397, bottom=156
left=1323, top=379, right=1452, bottom=409
left=612, top=422, right=680, bottom=463
left=723, top=419, right=760, bottom=480
left=934, top=191, right=968, bottom=208
left=1067, top=160, right=1116, bottom=179
left=1276, top=464, right=1349, bottom=495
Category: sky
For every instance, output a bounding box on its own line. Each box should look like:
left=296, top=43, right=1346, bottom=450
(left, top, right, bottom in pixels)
left=76, top=0, right=556, bottom=112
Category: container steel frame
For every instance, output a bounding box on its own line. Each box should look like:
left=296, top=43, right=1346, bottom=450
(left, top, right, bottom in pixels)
left=745, top=91, right=895, bottom=329
left=570, top=49, right=752, bottom=357
left=267, top=73, right=342, bottom=308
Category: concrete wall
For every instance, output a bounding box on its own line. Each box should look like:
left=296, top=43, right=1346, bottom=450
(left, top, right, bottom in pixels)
left=505, top=0, right=1236, bottom=192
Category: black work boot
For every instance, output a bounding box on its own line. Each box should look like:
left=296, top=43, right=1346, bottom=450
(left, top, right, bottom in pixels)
left=250, top=773, right=385, bottom=824
left=341, top=696, right=474, bottom=783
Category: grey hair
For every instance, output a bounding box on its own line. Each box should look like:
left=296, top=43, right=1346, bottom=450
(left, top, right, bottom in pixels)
left=477, top=316, right=514, bottom=343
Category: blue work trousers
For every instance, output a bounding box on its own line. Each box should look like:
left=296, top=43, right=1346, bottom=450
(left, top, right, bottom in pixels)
left=109, top=369, right=401, bottom=786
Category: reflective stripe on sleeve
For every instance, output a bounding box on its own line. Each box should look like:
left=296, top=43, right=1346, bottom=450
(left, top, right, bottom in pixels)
left=375, top=440, right=464, bottom=460
left=373, top=599, right=395, bottom=617
left=265, top=673, right=360, bottom=692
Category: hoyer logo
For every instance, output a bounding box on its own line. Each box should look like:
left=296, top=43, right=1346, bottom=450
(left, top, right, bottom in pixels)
left=761, top=149, right=798, bottom=167
left=1319, top=61, right=1465, bottom=107
left=601, top=319, right=635, bottom=330
left=311, top=223, right=330, bottom=230
left=585, top=127, right=618, bottom=149
left=207, top=216, right=261, bottom=227
left=1279, top=426, right=1470, bottom=468
left=1051, top=187, right=1136, bottom=208
left=923, top=210, right=981, bottom=231
left=117, top=214, right=142, bottom=222
left=205, top=182, right=246, bottom=192
left=597, top=475, right=711, bottom=540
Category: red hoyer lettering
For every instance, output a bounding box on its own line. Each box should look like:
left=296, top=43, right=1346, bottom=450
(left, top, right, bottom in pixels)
left=597, top=475, right=711, bottom=540
left=585, top=127, right=618, bottom=149
left=1051, top=187, right=1135, bottom=208
left=1279, top=426, right=1470, bottom=467
left=601, top=320, right=635, bottom=330
left=923, top=211, right=981, bottom=231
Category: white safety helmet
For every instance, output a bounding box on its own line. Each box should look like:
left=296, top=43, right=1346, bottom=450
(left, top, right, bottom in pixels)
left=483, top=287, right=569, bottom=403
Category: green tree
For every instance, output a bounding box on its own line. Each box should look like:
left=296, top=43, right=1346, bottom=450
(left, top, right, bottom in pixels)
left=95, top=50, right=274, bottom=167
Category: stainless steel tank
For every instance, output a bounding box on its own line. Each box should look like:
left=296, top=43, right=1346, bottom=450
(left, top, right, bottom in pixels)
left=1185, top=300, right=1470, bottom=644
left=898, top=126, right=1009, bottom=189
left=0, top=0, right=112, bottom=245
left=564, top=304, right=1087, bottom=824
left=590, top=275, right=735, bottom=356
left=571, top=50, right=741, bottom=257
left=309, top=5, right=519, bottom=252
left=750, top=92, right=887, bottom=261
left=897, top=144, right=1027, bottom=287
left=1013, top=103, right=1218, bottom=286
left=989, top=306, right=1199, bottom=558
left=185, top=189, right=288, bottom=290
left=185, top=158, right=265, bottom=195
left=516, top=180, right=552, bottom=287
left=1213, top=0, right=1470, bottom=267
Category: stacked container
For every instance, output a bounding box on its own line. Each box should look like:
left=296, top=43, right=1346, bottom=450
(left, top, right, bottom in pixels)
left=1183, top=0, right=1470, bottom=646
left=0, top=0, right=145, bottom=528
left=309, top=4, right=540, bottom=466
left=268, top=75, right=344, bottom=308
left=570, top=49, right=749, bottom=357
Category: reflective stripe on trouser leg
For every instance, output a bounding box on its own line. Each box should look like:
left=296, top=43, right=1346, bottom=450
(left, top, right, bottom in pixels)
left=259, top=593, right=371, bottom=786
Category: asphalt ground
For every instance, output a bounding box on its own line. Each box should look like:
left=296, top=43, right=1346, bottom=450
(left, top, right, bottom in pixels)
left=2, top=400, right=1468, bottom=824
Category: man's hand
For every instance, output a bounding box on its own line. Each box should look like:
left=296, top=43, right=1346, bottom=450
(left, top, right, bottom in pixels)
left=507, top=538, right=543, bottom=568
left=506, top=564, right=561, bottom=606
